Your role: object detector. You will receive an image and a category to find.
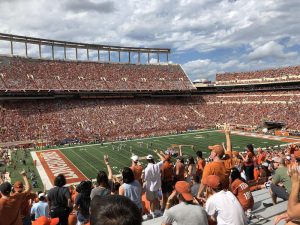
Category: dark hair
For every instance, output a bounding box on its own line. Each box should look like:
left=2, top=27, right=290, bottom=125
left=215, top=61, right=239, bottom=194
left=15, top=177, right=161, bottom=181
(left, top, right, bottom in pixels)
left=196, top=151, right=203, bottom=158
left=90, top=195, right=142, bottom=225
left=54, top=174, right=66, bottom=187
left=111, top=182, right=121, bottom=193
left=147, top=159, right=155, bottom=164
left=97, top=171, right=109, bottom=188
left=188, top=156, right=195, bottom=165
left=122, top=167, right=135, bottom=184
left=76, top=181, right=92, bottom=217
left=192, top=174, right=200, bottom=183
left=230, top=167, right=246, bottom=183
left=76, top=180, right=92, bottom=194
left=247, top=144, right=254, bottom=153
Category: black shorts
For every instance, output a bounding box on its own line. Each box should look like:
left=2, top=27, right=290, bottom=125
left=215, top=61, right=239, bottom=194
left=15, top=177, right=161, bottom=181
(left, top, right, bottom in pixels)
left=161, top=180, right=173, bottom=194
left=271, top=183, right=289, bottom=201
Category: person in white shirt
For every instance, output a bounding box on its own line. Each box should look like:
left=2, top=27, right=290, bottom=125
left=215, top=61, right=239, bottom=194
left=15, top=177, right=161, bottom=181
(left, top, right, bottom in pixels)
left=204, top=175, right=248, bottom=225
left=144, top=150, right=165, bottom=218
left=31, top=192, right=49, bottom=220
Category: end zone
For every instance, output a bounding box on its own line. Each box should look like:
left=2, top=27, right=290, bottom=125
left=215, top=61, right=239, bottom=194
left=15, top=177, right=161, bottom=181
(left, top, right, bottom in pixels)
left=31, top=149, right=87, bottom=190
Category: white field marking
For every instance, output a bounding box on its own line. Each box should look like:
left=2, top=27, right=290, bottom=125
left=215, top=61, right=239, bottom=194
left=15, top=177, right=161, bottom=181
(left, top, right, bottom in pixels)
left=33, top=130, right=217, bottom=152
left=30, top=151, right=52, bottom=190
left=82, top=148, right=126, bottom=170
left=71, top=149, right=100, bottom=172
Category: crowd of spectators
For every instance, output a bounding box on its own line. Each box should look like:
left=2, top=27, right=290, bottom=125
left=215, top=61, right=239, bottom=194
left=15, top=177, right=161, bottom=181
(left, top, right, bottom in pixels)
left=216, top=65, right=300, bottom=85
left=1, top=127, right=300, bottom=225
left=1, top=89, right=300, bottom=144
left=0, top=56, right=194, bottom=91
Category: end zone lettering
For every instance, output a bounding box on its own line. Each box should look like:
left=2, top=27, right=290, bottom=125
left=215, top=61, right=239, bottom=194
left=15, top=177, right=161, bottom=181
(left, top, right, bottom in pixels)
left=37, top=150, right=87, bottom=185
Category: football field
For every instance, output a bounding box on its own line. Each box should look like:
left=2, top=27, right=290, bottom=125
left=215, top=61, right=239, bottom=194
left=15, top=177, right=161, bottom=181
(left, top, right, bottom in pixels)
left=30, top=130, right=299, bottom=189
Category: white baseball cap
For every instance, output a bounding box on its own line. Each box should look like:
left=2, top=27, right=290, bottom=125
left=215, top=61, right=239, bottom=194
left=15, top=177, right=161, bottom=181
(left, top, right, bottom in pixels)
left=131, top=155, right=139, bottom=162
left=146, top=155, right=153, bottom=160
left=38, top=193, right=45, bottom=198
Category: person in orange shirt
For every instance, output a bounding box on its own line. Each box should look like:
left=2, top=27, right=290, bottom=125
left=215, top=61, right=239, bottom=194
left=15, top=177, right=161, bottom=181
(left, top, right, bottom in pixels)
left=130, top=155, right=143, bottom=185
left=160, top=154, right=174, bottom=211
left=230, top=168, right=254, bottom=213
left=197, top=144, right=227, bottom=199
left=196, top=151, right=206, bottom=179
left=175, top=156, right=185, bottom=182
left=0, top=170, right=32, bottom=225
left=12, top=180, right=37, bottom=225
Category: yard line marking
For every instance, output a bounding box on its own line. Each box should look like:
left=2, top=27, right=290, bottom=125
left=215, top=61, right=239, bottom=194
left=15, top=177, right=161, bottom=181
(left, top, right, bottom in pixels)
left=35, top=130, right=217, bottom=151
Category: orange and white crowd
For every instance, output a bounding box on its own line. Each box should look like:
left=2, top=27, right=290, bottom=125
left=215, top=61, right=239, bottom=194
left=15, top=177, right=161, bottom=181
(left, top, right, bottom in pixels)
left=1, top=127, right=300, bottom=225
left=0, top=56, right=194, bottom=92
left=1, top=89, right=300, bottom=144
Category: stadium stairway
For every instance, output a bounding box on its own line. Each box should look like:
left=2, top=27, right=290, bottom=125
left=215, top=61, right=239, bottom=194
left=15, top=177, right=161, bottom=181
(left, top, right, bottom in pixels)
left=142, top=189, right=288, bottom=225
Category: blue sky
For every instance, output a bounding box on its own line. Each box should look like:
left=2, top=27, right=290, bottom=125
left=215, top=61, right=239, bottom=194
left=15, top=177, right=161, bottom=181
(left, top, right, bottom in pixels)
left=1, top=0, right=300, bottom=81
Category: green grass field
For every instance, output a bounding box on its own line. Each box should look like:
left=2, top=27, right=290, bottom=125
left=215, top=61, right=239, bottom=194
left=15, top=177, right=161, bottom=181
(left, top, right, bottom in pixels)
left=58, top=130, right=287, bottom=178
left=3, top=130, right=290, bottom=190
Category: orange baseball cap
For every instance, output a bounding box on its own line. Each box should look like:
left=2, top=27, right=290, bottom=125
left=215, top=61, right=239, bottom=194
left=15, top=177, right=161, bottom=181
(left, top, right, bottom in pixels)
left=32, top=216, right=59, bottom=225
left=208, top=145, right=224, bottom=157
left=203, top=175, right=221, bottom=189
left=175, top=181, right=193, bottom=202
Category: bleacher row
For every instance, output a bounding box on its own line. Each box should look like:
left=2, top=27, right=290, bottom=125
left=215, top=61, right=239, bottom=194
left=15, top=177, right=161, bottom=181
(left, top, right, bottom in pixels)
left=1, top=91, right=300, bottom=144
left=216, top=66, right=300, bottom=85
left=0, top=56, right=195, bottom=91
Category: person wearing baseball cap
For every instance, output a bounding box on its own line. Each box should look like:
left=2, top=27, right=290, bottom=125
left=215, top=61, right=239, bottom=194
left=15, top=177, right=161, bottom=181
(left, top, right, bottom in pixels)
left=130, top=155, right=143, bottom=185
left=144, top=150, right=167, bottom=218
left=197, top=144, right=228, bottom=198
left=204, top=175, right=247, bottom=225
left=162, top=181, right=208, bottom=225
left=31, top=192, right=49, bottom=220
left=263, top=157, right=291, bottom=208
left=12, top=179, right=37, bottom=225
left=0, top=170, right=32, bottom=225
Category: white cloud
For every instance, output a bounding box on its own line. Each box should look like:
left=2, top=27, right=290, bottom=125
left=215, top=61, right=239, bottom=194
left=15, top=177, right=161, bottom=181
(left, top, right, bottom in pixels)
left=248, top=41, right=298, bottom=60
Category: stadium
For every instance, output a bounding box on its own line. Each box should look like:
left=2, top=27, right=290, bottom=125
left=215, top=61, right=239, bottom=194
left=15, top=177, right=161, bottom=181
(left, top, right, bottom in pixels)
left=1, top=32, right=300, bottom=225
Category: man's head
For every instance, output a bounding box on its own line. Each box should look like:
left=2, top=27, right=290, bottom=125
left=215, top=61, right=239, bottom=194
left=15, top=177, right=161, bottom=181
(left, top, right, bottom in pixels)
left=38, top=192, right=46, bottom=201
left=96, top=171, right=109, bottom=186
left=54, top=174, right=66, bottom=187
left=146, top=155, right=154, bottom=163
left=0, top=182, right=12, bottom=196
left=208, top=145, right=224, bottom=160
left=203, top=175, right=222, bottom=193
left=272, top=157, right=283, bottom=169
left=176, top=156, right=184, bottom=163
left=131, top=155, right=139, bottom=163
left=175, top=181, right=193, bottom=203
left=90, top=195, right=142, bottom=225
left=13, top=181, right=24, bottom=193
